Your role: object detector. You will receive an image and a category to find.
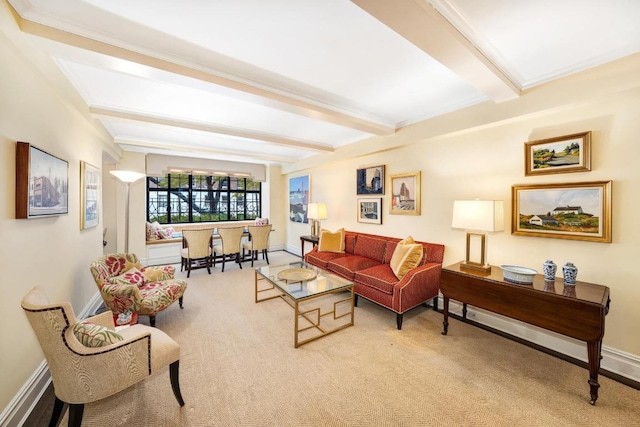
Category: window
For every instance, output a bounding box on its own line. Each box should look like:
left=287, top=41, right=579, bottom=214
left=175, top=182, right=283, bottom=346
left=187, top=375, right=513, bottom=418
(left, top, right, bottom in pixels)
left=147, top=174, right=262, bottom=224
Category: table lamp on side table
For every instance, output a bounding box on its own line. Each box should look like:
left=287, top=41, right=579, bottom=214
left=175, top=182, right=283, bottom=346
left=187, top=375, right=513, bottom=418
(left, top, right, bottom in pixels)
left=451, top=200, right=504, bottom=273
left=307, top=203, right=327, bottom=238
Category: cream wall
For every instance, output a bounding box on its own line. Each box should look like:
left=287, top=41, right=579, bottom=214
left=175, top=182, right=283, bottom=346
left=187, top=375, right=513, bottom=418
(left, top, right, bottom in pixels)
left=285, top=62, right=640, bottom=367
left=0, top=8, right=118, bottom=419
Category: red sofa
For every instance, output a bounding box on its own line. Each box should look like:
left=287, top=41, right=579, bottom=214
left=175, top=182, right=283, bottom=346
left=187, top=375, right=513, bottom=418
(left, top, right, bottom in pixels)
left=305, top=231, right=445, bottom=329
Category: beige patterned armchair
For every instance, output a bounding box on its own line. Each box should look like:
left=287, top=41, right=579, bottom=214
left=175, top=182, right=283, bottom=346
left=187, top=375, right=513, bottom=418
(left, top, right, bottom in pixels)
left=21, top=287, right=185, bottom=427
left=90, top=253, right=187, bottom=327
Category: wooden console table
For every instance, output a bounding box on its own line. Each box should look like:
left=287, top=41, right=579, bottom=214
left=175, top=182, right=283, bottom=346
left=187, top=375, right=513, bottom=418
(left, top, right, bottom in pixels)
left=440, top=262, right=610, bottom=405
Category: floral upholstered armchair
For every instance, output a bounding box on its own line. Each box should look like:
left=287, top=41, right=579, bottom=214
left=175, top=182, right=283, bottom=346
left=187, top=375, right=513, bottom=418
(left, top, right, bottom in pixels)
left=90, top=253, right=187, bottom=327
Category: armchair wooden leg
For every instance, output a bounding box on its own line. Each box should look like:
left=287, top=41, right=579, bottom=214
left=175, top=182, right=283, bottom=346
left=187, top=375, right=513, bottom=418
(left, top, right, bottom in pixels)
left=354, top=294, right=359, bottom=307
left=179, top=296, right=184, bottom=309
left=68, top=404, right=84, bottom=427
left=170, top=361, right=185, bottom=406
left=48, top=396, right=66, bottom=427
left=237, top=253, right=243, bottom=269
left=150, top=315, right=156, bottom=327
left=264, top=250, right=269, bottom=265
left=396, top=313, right=403, bottom=330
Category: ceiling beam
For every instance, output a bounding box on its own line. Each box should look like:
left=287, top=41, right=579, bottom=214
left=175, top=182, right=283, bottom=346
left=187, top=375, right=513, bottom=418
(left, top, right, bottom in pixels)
left=90, top=106, right=334, bottom=153
left=11, top=9, right=395, bottom=136
left=115, top=137, right=298, bottom=164
left=351, top=0, right=520, bottom=102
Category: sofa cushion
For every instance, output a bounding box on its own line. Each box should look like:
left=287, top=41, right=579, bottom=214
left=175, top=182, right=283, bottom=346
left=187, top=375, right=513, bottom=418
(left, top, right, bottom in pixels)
left=354, top=264, right=399, bottom=295
left=328, top=255, right=381, bottom=280
left=354, top=235, right=387, bottom=264
left=318, top=228, right=345, bottom=253
left=422, top=242, right=446, bottom=265
left=306, top=251, right=349, bottom=269
left=345, top=233, right=357, bottom=254
left=390, top=239, right=424, bottom=279
left=73, top=321, right=124, bottom=347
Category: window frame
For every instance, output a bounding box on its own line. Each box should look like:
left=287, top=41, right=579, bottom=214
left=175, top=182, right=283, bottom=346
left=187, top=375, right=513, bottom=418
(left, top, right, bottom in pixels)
left=146, top=174, right=262, bottom=224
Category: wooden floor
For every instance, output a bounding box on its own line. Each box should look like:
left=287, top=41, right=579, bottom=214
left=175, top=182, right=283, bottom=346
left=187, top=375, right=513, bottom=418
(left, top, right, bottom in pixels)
left=24, top=382, right=59, bottom=426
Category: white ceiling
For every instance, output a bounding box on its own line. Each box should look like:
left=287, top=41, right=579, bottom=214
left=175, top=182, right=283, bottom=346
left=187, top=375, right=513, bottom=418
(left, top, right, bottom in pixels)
left=8, top=0, right=640, bottom=166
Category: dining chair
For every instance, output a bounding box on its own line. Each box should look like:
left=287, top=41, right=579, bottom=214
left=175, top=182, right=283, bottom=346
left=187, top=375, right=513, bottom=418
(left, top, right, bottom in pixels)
left=212, top=226, right=245, bottom=272
left=242, top=224, right=272, bottom=267
left=181, top=228, right=214, bottom=277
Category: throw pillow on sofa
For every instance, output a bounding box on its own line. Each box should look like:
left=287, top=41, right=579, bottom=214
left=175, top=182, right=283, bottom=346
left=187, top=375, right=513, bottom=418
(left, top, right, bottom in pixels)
left=318, top=228, right=345, bottom=253
left=390, top=236, right=423, bottom=279
left=73, top=321, right=124, bottom=347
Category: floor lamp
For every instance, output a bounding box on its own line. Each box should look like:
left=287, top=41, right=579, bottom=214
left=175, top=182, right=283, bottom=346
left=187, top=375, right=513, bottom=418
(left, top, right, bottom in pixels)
left=110, top=170, right=146, bottom=253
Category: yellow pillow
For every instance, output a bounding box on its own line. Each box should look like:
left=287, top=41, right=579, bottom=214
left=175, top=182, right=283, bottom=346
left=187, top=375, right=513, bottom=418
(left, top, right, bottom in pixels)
left=398, top=236, right=415, bottom=245
left=390, top=238, right=423, bottom=280
left=318, top=228, right=345, bottom=253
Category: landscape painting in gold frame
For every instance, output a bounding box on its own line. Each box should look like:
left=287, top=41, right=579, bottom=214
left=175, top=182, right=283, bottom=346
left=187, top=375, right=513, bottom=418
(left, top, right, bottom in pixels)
left=389, top=171, right=420, bottom=215
left=511, top=181, right=611, bottom=243
left=524, top=131, right=591, bottom=176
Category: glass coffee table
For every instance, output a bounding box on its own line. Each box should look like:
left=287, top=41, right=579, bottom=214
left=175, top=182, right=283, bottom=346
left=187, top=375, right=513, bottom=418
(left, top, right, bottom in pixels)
left=255, top=261, right=354, bottom=348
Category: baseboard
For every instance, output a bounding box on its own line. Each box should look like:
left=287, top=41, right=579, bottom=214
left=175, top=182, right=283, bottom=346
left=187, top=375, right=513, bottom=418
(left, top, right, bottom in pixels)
left=0, top=291, right=103, bottom=427
left=443, top=298, right=640, bottom=385
left=0, top=362, right=50, bottom=427
left=286, top=243, right=303, bottom=258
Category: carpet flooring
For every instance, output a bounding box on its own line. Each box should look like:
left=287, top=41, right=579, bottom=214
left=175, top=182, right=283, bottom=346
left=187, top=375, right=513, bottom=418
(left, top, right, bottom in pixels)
left=54, top=251, right=639, bottom=426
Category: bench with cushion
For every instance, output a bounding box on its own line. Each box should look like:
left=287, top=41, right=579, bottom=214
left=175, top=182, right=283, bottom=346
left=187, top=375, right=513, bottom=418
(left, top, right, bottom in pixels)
left=305, top=230, right=445, bottom=329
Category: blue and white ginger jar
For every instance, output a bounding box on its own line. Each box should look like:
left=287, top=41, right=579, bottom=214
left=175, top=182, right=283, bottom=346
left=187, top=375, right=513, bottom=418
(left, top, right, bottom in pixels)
left=562, top=262, right=578, bottom=285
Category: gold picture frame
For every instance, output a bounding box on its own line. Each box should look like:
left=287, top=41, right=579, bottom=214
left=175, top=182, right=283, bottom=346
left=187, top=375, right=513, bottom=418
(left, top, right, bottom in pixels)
left=511, top=180, right=611, bottom=242
left=80, top=161, right=100, bottom=230
left=389, top=171, right=421, bottom=215
left=524, top=131, right=591, bottom=176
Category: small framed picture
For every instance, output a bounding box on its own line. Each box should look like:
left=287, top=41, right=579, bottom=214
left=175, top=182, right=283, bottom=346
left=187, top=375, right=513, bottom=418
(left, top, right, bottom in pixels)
left=389, top=171, right=421, bottom=215
left=511, top=180, right=611, bottom=243
left=357, top=197, right=382, bottom=224
left=289, top=175, right=310, bottom=223
left=80, top=161, right=100, bottom=230
left=524, top=131, right=591, bottom=176
left=356, top=165, right=384, bottom=195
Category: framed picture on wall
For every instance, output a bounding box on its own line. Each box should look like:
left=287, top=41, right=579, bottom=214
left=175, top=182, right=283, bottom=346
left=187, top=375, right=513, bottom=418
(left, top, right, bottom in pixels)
left=356, top=165, right=384, bottom=195
left=289, top=175, right=310, bottom=223
left=511, top=180, right=611, bottom=242
left=15, top=141, right=69, bottom=219
left=524, top=131, right=591, bottom=176
left=357, top=197, right=382, bottom=224
left=389, top=171, right=421, bottom=215
left=80, top=161, right=100, bottom=230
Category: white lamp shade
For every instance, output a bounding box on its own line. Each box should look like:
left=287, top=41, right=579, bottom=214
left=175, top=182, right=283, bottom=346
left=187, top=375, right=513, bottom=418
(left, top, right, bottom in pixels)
left=307, top=203, right=328, bottom=220
left=452, top=200, right=504, bottom=232
left=110, top=170, right=146, bottom=183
